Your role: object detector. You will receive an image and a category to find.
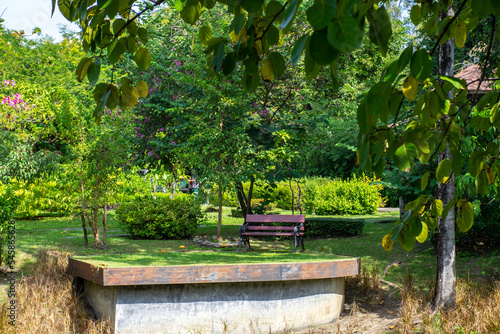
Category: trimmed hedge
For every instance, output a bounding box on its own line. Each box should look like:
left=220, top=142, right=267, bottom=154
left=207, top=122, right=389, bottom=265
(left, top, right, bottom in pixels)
left=116, top=193, right=203, bottom=240
left=305, top=218, right=365, bottom=238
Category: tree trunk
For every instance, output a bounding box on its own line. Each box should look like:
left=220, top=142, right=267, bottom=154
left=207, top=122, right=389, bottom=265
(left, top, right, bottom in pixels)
left=80, top=211, right=88, bottom=247
left=235, top=178, right=254, bottom=219
left=432, top=6, right=456, bottom=310
left=217, top=184, right=223, bottom=241
left=102, top=203, right=107, bottom=251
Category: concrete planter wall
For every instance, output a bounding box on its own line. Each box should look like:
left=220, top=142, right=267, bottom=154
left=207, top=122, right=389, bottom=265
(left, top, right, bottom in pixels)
left=68, top=258, right=360, bottom=334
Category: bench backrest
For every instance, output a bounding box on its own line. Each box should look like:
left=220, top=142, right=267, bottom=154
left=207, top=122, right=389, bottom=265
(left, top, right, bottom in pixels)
left=245, top=214, right=305, bottom=224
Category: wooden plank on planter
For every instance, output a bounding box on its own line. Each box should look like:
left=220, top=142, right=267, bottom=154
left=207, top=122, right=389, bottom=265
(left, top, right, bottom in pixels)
left=67, top=258, right=360, bottom=286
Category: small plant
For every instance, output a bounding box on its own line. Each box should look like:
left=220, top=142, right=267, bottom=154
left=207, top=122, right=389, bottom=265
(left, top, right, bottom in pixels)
left=116, top=193, right=203, bottom=240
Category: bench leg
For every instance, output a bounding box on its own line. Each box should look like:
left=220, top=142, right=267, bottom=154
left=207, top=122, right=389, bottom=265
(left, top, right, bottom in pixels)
left=293, top=235, right=298, bottom=253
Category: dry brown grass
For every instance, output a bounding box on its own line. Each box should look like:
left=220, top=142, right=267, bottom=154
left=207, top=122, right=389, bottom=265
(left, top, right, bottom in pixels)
left=394, top=273, right=500, bottom=334
left=0, top=250, right=111, bottom=334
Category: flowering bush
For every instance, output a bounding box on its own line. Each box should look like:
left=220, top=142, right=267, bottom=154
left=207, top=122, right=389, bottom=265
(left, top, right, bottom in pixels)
left=116, top=193, right=203, bottom=240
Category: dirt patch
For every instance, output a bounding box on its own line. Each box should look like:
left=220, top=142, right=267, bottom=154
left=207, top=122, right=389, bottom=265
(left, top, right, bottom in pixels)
left=292, top=285, right=400, bottom=334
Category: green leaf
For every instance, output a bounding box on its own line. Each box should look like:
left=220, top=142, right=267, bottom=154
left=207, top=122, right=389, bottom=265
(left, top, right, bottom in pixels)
left=416, top=222, right=428, bottom=243
left=410, top=5, right=422, bottom=25
left=475, top=172, right=489, bottom=196
left=304, top=36, right=322, bottom=80
left=391, top=223, right=403, bottom=240
left=309, top=28, right=340, bottom=65
left=281, top=0, right=300, bottom=31
left=87, top=60, right=101, bottom=85
left=268, top=52, right=285, bottom=77
left=327, top=16, right=363, bottom=53
left=240, top=0, right=264, bottom=13
left=242, top=71, right=260, bottom=92
left=454, top=21, right=467, bottom=48
left=105, top=0, right=120, bottom=19
left=489, top=103, right=500, bottom=128
left=457, top=201, right=474, bottom=232
left=136, top=80, right=148, bottom=98
left=134, top=47, right=152, bottom=71
left=442, top=197, right=456, bottom=220
left=440, top=76, right=466, bottom=90
left=394, top=143, right=417, bottom=171
left=368, top=5, right=392, bottom=57
left=265, top=25, right=281, bottom=46
left=290, top=34, right=308, bottom=66
left=451, top=151, right=463, bottom=176
left=112, top=18, right=126, bottom=35
left=306, top=0, right=337, bottom=30
left=137, top=27, right=149, bottom=44
left=180, top=0, right=202, bottom=25
left=231, top=14, right=246, bottom=35
left=423, top=213, right=438, bottom=229
left=367, top=81, right=392, bottom=117
left=108, top=37, right=127, bottom=64
left=431, top=199, right=443, bottom=218
left=212, top=42, right=225, bottom=74
left=223, top=52, right=236, bottom=76
left=468, top=151, right=484, bottom=177
left=410, top=49, right=432, bottom=81
left=397, top=45, right=413, bottom=72
left=75, top=57, right=93, bottom=82
left=397, top=229, right=416, bottom=251
left=329, top=61, right=339, bottom=94
left=421, top=172, right=430, bottom=191
left=58, top=0, right=78, bottom=22
left=436, top=158, right=452, bottom=183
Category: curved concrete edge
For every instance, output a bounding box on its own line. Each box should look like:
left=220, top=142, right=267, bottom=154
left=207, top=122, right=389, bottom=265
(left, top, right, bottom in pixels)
left=67, top=257, right=360, bottom=286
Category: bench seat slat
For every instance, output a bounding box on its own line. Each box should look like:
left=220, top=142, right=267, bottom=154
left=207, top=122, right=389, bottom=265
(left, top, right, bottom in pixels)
left=245, top=214, right=305, bottom=224
left=241, top=232, right=303, bottom=237
left=245, top=226, right=304, bottom=231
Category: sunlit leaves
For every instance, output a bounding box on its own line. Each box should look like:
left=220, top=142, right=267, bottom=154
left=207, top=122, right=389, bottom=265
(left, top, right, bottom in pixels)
left=416, top=222, right=428, bottom=243
left=108, top=38, right=127, bottom=64
left=431, top=199, right=443, bottom=218
left=403, top=74, right=418, bottom=101
left=394, top=143, right=417, bottom=171
left=421, top=172, right=430, bottom=191
left=410, top=49, right=432, bottom=81
left=260, top=59, right=274, bottom=82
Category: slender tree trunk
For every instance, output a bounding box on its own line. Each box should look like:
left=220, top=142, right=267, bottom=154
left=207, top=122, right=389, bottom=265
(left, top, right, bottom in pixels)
left=235, top=181, right=248, bottom=214
left=80, top=212, right=88, bottom=246
left=102, top=203, right=107, bottom=251
left=432, top=5, right=456, bottom=310
left=217, top=184, right=223, bottom=241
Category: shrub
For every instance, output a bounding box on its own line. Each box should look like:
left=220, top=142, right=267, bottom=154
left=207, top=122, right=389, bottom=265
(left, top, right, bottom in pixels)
left=116, top=193, right=203, bottom=240
left=305, top=175, right=380, bottom=215
left=456, top=201, right=500, bottom=250
left=306, top=218, right=365, bottom=238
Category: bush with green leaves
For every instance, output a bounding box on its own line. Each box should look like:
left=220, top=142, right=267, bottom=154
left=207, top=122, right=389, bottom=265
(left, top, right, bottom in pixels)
left=116, top=193, right=203, bottom=240
left=306, top=218, right=365, bottom=238
left=455, top=201, right=500, bottom=251
left=305, top=175, right=380, bottom=215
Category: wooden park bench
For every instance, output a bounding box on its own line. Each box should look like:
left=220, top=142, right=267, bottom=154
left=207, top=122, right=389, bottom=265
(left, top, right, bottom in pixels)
left=238, top=214, right=306, bottom=252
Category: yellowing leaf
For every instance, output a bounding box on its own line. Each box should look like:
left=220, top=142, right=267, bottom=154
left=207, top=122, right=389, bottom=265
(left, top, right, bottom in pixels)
left=230, top=27, right=249, bottom=43
left=136, top=80, right=149, bottom=98
left=416, top=222, right=428, bottom=243
left=486, top=167, right=495, bottom=184
left=457, top=201, right=474, bottom=232
left=403, top=74, right=418, bottom=101
left=260, top=59, right=274, bottom=82
left=382, top=233, right=394, bottom=251
left=454, top=22, right=466, bottom=49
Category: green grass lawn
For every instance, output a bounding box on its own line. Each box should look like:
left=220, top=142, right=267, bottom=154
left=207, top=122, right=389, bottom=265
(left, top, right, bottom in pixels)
left=10, top=206, right=499, bottom=291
